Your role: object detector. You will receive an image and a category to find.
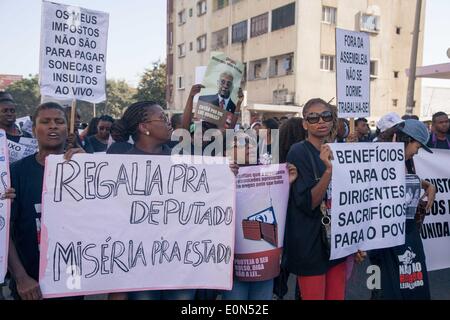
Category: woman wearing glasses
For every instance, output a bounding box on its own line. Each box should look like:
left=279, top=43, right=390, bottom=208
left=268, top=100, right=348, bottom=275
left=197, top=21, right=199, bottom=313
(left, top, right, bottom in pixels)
left=107, top=101, right=196, bottom=300
left=283, top=98, right=349, bottom=300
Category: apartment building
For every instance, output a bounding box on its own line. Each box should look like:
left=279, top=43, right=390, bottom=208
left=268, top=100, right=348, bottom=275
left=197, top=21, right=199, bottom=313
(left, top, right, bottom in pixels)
left=166, top=0, right=425, bottom=123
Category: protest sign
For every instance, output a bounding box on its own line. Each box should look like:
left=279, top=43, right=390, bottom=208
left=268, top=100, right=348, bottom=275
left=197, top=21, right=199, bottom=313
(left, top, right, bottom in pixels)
left=39, top=1, right=109, bottom=103
left=18, top=137, right=38, bottom=149
left=8, top=139, right=38, bottom=163
left=39, top=154, right=235, bottom=298
left=235, top=164, right=289, bottom=281
left=0, top=130, right=10, bottom=284
left=196, top=52, right=244, bottom=127
left=16, top=116, right=33, bottom=136
left=415, top=149, right=450, bottom=271
left=336, top=28, right=370, bottom=118
left=329, top=143, right=406, bottom=260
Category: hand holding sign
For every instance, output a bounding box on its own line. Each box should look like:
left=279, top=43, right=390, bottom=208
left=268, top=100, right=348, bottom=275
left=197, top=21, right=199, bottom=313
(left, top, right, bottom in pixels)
left=320, top=145, right=333, bottom=170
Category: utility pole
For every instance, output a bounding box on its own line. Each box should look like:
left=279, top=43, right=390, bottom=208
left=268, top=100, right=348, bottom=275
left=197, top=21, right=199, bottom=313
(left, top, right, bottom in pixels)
left=406, top=0, right=423, bottom=116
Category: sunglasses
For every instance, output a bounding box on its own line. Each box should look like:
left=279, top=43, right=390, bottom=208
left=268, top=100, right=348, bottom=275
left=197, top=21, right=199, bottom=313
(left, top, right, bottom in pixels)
left=305, top=111, right=333, bottom=124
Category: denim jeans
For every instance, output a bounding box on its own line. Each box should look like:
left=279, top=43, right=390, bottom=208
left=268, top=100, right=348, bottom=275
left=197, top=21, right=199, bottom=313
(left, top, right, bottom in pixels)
left=222, top=279, right=274, bottom=300
left=128, top=289, right=196, bottom=300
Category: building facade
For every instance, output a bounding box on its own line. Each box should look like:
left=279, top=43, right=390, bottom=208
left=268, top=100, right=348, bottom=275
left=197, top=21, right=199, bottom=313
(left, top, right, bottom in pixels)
left=166, top=0, right=425, bottom=124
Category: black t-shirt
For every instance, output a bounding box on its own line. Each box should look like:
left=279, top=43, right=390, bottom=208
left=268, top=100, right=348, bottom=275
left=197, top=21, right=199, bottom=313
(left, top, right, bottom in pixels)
left=6, top=131, right=33, bottom=143
left=10, top=154, right=44, bottom=285
left=106, top=142, right=133, bottom=154
left=427, top=134, right=450, bottom=150
left=85, top=136, right=108, bottom=153
left=126, top=144, right=172, bottom=156
left=284, top=140, right=345, bottom=276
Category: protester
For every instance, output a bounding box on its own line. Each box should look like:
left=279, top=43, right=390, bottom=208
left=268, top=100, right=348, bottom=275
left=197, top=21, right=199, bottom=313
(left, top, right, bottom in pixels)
left=106, top=121, right=133, bottom=154
left=371, top=119, right=436, bottom=300
left=355, top=117, right=371, bottom=142
left=64, top=107, right=94, bottom=153
left=258, top=119, right=279, bottom=165
left=0, top=92, right=33, bottom=142
left=8, top=102, right=85, bottom=300
left=335, top=118, right=350, bottom=143
left=279, top=117, right=306, bottom=163
left=427, top=112, right=450, bottom=150
left=85, top=115, right=114, bottom=152
left=284, top=98, right=364, bottom=300
left=221, top=136, right=298, bottom=300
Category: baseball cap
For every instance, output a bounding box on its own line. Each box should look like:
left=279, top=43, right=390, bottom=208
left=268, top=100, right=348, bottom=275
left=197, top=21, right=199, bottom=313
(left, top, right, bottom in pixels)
left=397, top=119, right=433, bottom=153
left=0, top=92, right=15, bottom=104
left=377, top=113, right=404, bottom=133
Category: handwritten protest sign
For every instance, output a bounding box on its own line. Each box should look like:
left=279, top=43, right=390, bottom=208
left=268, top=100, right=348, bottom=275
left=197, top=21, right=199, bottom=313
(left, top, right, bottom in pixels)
left=336, top=28, right=370, bottom=118
left=415, top=149, right=450, bottom=271
left=235, top=164, right=289, bottom=281
left=39, top=1, right=109, bottom=103
left=329, top=143, right=406, bottom=260
left=39, top=155, right=235, bottom=298
left=0, top=130, right=10, bottom=284
left=8, top=140, right=38, bottom=163
left=196, top=52, right=244, bottom=127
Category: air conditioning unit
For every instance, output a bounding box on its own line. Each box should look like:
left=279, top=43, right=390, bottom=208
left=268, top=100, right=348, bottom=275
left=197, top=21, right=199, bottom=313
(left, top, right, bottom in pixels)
left=285, top=94, right=294, bottom=104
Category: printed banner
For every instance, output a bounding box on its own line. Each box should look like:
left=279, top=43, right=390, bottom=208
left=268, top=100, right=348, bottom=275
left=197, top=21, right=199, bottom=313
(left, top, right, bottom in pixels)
left=39, top=155, right=235, bottom=298
left=8, top=140, right=38, bottom=163
left=196, top=52, right=244, bottom=128
left=415, top=149, right=450, bottom=271
left=329, top=143, right=406, bottom=259
left=235, top=164, right=289, bottom=281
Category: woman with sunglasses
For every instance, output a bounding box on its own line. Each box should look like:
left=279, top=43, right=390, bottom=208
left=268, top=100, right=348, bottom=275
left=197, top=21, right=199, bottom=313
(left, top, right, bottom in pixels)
left=284, top=98, right=350, bottom=300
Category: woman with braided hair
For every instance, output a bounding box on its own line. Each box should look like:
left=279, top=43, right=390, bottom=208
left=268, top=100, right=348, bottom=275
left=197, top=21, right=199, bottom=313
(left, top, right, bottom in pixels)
left=106, top=101, right=197, bottom=300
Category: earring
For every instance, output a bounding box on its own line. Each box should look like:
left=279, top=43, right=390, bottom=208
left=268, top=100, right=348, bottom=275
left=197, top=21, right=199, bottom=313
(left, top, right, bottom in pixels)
left=146, top=131, right=150, bottom=136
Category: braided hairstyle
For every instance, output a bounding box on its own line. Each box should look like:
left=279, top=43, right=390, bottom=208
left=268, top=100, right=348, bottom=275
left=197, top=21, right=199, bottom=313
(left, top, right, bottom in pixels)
left=114, top=101, right=159, bottom=142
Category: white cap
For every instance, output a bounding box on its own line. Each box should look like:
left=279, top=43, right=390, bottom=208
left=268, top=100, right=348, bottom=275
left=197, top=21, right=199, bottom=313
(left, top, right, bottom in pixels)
left=377, top=113, right=404, bottom=133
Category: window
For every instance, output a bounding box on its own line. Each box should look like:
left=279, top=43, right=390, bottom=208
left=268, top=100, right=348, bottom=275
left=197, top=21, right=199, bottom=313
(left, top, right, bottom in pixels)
left=392, top=99, right=398, bottom=107
left=189, top=8, right=193, bottom=17
left=394, top=71, right=399, bottom=78
left=249, top=59, right=267, bottom=80
left=272, top=2, right=295, bottom=31
left=215, top=0, right=229, bottom=11
left=178, top=43, right=186, bottom=58
left=211, top=28, right=229, bottom=50
left=320, top=55, right=335, bottom=71
left=177, top=76, right=184, bottom=90
left=197, top=34, right=207, bottom=52
left=360, top=13, right=380, bottom=33
left=197, top=1, right=207, bottom=16
left=270, top=53, right=294, bottom=77
left=396, top=27, right=401, bottom=35
left=370, top=60, right=379, bottom=78
left=189, top=42, right=193, bottom=51
left=232, top=20, right=248, bottom=43
left=178, top=10, right=186, bottom=25
left=251, top=13, right=268, bottom=38
left=322, top=6, right=337, bottom=25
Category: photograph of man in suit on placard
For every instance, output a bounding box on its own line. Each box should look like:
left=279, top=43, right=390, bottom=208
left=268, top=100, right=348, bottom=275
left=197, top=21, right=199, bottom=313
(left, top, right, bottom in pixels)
left=198, top=71, right=237, bottom=114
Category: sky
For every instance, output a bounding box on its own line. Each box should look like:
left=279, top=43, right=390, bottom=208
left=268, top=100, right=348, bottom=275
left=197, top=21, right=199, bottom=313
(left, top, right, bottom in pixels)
left=0, top=0, right=449, bottom=88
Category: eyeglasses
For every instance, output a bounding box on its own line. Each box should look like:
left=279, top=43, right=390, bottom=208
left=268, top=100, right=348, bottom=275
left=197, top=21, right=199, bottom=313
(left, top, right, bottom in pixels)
left=144, top=115, right=170, bottom=124
left=305, top=111, right=333, bottom=124
left=220, top=79, right=233, bottom=87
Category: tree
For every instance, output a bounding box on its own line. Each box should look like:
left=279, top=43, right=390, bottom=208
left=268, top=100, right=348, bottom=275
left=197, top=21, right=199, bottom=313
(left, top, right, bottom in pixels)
left=77, top=79, right=135, bottom=122
left=134, top=61, right=166, bottom=109
left=6, top=75, right=41, bottom=118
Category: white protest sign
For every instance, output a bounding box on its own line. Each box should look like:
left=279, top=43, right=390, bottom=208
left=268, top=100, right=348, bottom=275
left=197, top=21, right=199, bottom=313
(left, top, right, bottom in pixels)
left=18, top=137, right=38, bottom=149
left=415, top=149, right=450, bottom=271
left=39, top=155, right=235, bottom=298
left=235, top=164, right=289, bottom=281
left=8, top=140, right=38, bottom=163
left=329, top=143, right=406, bottom=260
left=0, top=130, right=11, bottom=284
left=39, top=1, right=109, bottom=103
left=336, top=28, right=370, bottom=118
